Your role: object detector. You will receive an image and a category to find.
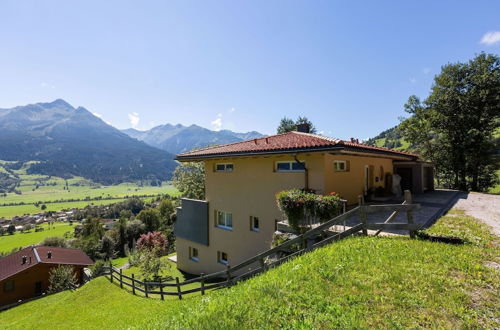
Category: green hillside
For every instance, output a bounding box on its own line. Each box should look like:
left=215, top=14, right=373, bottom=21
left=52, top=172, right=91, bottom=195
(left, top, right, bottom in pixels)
left=365, top=125, right=411, bottom=151
left=1, top=214, right=497, bottom=329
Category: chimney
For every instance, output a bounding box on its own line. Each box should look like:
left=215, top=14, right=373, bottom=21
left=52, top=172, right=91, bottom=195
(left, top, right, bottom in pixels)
left=350, top=138, right=356, bottom=143
left=22, top=256, right=27, bottom=265
left=296, top=123, right=310, bottom=133
left=47, top=251, right=52, bottom=259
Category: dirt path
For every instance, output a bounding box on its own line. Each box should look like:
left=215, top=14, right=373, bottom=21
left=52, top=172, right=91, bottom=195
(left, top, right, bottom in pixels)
left=451, top=192, right=500, bottom=236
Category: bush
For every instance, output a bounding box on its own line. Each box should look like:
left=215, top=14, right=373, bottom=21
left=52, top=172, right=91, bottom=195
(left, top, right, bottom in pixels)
left=47, top=265, right=77, bottom=294
left=41, top=236, right=68, bottom=248
left=276, top=189, right=342, bottom=231
left=90, top=260, right=107, bottom=277
left=136, top=232, right=167, bottom=257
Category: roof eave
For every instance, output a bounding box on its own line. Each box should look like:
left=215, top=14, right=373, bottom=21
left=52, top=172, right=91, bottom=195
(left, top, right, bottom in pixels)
left=175, top=146, right=345, bottom=161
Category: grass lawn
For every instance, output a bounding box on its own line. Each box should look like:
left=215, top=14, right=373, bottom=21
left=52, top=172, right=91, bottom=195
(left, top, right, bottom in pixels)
left=0, top=222, right=74, bottom=253
left=0, top=198, right=131, bottom=219
left=1, top=214, right=498, bottom=328
left=488, top=169, right=500, bottom=194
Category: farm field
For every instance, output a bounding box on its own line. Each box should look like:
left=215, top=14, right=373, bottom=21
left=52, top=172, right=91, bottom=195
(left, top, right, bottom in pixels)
left=0, top=198, right=131, bottom=219
left=1, top=213, right=497, bottom=329
left=0, top=161, right=178, bottom=218
left=0, top=222, right=74, bottom=253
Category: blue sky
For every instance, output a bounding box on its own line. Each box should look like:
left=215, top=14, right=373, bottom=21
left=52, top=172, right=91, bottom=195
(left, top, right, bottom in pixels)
left=0, top=1, right=499, bottom=139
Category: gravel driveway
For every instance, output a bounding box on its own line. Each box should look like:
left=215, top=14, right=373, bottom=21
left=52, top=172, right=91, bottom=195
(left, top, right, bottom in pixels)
left=451, top=192, right=500, bottom=236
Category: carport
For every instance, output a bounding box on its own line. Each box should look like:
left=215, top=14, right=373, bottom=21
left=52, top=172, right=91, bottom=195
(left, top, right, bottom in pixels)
left=393, top=161, right=434, bottom=194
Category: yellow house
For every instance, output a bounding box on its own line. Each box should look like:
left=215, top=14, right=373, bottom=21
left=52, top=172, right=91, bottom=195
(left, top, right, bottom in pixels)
left=174, top=128, right=423, bottom=275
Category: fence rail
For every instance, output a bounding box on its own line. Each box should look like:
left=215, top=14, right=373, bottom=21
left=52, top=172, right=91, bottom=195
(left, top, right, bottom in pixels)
left=106, top=191, right=421, bottom=300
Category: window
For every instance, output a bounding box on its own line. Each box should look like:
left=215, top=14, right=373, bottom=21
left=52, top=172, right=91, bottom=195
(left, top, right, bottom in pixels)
left=215, top=163, right=234, bottom=172
left=276, top=161, right=305, bottom=172
left=189, top=247, right=199, bottom=262
left=218, top=251, right=228, bottom=265
left=215, top=210, right=233, bottom=230
left=250, top=216, right=259, bottom=232
left=3, top=280, right=14, bottom=293
left=334, top=160, right=348, bottom=172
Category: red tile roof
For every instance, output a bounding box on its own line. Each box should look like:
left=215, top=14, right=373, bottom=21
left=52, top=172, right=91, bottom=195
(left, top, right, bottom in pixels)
left=176, top=131, right=419, bottom=160
left=0, top=246, right=93, bottom=282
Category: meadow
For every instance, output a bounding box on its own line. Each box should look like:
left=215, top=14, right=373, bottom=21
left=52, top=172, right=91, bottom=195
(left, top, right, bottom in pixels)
left=0, top=161, right=178, bottom=218
left=0, top=222, right=74, bottom=253
left=1, top=213, right=497, bottom=329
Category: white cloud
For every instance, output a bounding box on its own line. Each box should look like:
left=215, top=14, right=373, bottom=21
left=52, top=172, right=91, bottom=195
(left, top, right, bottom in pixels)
left=40, top=82, right=56, bottom=89
left=128, top=112, right=140, bottom=128
left=409, top=77, right=417, bottom=84
left=92, top=112, right=103, bottom=118
left=480, top=31, right=500, bottom=45
left=228, top=107, right=236, bottom=113
left=211, top=113, right=223, bottom=131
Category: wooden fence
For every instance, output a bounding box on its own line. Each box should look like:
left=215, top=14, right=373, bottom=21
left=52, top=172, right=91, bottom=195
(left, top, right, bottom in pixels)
left=105, top=190, right=420, bottom=300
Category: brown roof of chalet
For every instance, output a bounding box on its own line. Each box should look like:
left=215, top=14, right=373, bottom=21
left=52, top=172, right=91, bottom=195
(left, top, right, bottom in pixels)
left=176, top=131, right=419, bottom=160
left=0, top=246, right=93, bottom=282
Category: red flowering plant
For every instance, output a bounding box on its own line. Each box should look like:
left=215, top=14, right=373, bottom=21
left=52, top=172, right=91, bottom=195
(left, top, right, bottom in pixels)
left=136, top=231, right=168, bottom=257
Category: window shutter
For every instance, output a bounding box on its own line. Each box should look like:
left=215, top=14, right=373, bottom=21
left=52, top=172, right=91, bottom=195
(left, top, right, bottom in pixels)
left=346, top=160, right=351, bottom=172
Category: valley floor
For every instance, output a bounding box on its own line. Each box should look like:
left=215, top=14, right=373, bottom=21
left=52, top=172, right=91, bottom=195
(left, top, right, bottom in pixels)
left=1, top=209, right=498, bottom=329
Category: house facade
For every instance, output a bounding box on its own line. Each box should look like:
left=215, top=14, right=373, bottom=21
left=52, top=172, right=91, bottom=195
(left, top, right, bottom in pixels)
left=175, top=129, right=430, bottom=275
left=0, top=246, right=93, bottom=307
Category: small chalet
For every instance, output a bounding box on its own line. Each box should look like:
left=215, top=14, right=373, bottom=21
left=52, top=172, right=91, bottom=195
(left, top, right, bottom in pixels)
left=0, top=246, right=93, bottom=307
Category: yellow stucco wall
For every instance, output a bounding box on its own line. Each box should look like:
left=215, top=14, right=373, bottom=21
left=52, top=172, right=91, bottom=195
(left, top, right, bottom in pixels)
left=176, top=153, right=324, bottom=275
left=324, top=153, right=394, bottom=204
left=176, top=152, right=394, bottom=275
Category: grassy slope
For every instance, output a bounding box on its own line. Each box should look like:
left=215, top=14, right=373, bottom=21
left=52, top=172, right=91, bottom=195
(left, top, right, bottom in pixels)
left=0, top=222, right=74, bottom=253
left=1, top=215, right=497, bottom=329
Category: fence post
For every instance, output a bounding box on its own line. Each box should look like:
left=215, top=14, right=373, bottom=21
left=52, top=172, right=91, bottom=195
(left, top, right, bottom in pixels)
left=109, top=261, right=113, bottom=283
left=145, top=281, right=149, bottom=298
left=404, top=190, right=415, bottom=238
left=159, top=278, right=164, bottom=301
left=358, top=195, right=368, bottom=236
left=259, top=256, right=266, bottom=273
left=226, top=265, right=232, bottom=287
left=175, top=277, right=182, bottom=300
left=131, top=274, right=136, bottom=295
left=200, top=273, right=205, bottom=295
left=119, top=269, right=123, bottom=289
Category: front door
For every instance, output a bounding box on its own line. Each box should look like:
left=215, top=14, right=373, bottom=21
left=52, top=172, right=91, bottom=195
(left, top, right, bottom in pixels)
left=35, top=281, right=42, bottom=296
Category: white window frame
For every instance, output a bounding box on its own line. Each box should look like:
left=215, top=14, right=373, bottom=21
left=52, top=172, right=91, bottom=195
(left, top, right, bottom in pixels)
left=218, top=251, right=228, bottom=265
left=275, top=161, right=306, bottom=172
left=215, top=163, right=234, bottom=172
left=333, top=160, right=347, bottom=172
left=250, top=216, right=260, bottom=232
left=215, top=210, right=233, bottom=230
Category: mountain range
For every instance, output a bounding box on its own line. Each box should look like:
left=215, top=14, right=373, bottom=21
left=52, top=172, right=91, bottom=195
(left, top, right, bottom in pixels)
left=122, top=125, right=263, bottom=154
left=0, top=99, right=177, bottom=184
left=0, top=99, right=264, bottom=184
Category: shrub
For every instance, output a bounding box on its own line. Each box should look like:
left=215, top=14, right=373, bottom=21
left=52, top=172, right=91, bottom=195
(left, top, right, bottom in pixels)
left=138, top=247, right=168, bottom=282
left=47, top=265, right=77, bottom=293
left=41, top=236, right=68, bottom=248
left=136, top=232, right=167, bottom=257
left=276, top=189, right=342, bottom=231
left=90, top=260, right=107, bottom=277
